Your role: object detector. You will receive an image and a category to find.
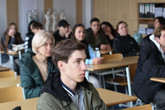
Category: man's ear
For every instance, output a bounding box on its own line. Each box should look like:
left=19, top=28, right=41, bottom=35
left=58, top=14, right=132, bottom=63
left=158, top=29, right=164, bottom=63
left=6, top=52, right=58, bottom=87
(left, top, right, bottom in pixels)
left=155, top=37, right=160, bottom=43
left=57, top=61, right=65, bottom=71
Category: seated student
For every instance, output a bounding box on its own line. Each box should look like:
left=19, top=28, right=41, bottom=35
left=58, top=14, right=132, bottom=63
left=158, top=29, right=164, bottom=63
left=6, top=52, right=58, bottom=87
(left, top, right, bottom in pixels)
left=37, top=39, right=107, bottom=110
left=71, top=24, right=103, bottom=88
left=85, top=18, right=111, bottom=50
left=132, top=26, right=165, bottom=110
left=100, top=21, right=117, bottom=48
left=53, top=19, right=71, bottom=45
left=113, top=21, right=140, bottom=57
left=1, top=22, right=24, bottom=74
left=20, top=30, right=57, bottom=99
left=24, top=21, right=43, bottom=52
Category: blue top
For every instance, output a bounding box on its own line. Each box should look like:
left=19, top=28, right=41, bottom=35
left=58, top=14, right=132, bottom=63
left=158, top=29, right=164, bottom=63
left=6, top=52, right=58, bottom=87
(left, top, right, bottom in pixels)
left=85, top=45, right=96, bottom=65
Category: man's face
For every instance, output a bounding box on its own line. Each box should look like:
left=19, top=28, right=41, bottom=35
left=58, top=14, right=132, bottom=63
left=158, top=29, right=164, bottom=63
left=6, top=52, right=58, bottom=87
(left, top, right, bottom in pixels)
left=156, top=30, right=165, bottom=49
left=91, top=21, right=100, bottom=33
left=154, top=19, right=161, bottom=30
left=61, top=50, right=87, bottom=83
left=58, top=26, right=69, bottom=35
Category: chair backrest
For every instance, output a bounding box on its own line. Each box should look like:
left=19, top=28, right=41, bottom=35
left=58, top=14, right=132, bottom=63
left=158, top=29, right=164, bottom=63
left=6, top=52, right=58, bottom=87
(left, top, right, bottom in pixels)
left=0, top=86, right=23, bottom=103
left=102, top=53, right=123, bottom=63
left=0, top=71, right=16, bottom=78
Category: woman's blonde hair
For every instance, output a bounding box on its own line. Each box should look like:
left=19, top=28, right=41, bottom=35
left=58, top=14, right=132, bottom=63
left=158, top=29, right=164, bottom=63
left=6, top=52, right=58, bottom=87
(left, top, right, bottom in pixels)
left=32, top=30, right=55, bottom=54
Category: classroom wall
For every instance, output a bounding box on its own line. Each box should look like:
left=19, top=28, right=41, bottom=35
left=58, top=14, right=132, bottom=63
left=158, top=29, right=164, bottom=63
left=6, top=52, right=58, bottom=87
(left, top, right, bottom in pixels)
left=19, top=0, right=44, bottom=40
left=53, top=0, right=76, bottom=28
left=0, top=0, right=7, bottom=37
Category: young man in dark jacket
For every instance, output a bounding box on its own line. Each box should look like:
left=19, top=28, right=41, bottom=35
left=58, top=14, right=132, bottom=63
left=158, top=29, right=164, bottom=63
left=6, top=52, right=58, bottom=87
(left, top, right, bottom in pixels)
left=53, top=19, right=71, bottom=45
left=132, top=26, right=165, bottom=110
left=37, top=39, right=106, bottom=110
left=85, top=18, right=111, bottom=50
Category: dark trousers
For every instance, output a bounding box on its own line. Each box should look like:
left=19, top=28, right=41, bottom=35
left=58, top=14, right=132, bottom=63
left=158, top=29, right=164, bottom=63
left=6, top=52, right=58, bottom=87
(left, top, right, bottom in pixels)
left=153, top=86, right=165, bottom=110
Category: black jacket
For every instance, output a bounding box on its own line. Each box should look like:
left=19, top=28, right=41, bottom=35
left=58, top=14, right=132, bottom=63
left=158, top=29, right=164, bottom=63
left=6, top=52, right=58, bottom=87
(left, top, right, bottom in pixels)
left=53, top=30, right=71, bottom=45
left=113, top=34, right=140, bottom=57
left=132, top=35, right=165, bottom=103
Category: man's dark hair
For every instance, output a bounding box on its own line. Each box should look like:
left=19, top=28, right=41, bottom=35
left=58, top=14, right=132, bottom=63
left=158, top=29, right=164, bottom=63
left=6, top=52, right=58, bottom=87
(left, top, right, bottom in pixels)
left=52, top=39, right=86, bottom=68
left=154, top=16, right=165, bottom=26
left=32, top=22, right=43, bottom=30
left=90, top=17, right=100, bottom=24
left=154, top=26, right=165, bottom=39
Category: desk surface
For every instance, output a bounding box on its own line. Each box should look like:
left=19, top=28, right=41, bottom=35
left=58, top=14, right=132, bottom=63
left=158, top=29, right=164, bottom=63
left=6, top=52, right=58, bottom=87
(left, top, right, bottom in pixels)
left=100, top=49, right=113, bottom=55
left=150, top=77, right=165, bottom=83
left=0, top=76, right=20, bottom=88
left=87, top=56, right=139, bottom=71
left=0, top=66, right=10, bottom=71
left=0, top=88, right=138, bottom=109
left=96, top=88, right=138, bottom=106
left=0, top=98, right=38, bottom=110
left=0, top=50, right=19, bottom=55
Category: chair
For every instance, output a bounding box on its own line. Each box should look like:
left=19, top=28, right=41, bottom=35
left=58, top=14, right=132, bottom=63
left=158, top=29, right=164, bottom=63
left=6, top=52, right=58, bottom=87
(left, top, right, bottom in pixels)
left=0, top=71, right=17, bottom=78
left=0, top=86, right=24, bottom=103
left=0, top=76, right=20, bottom=88
left=102, top=54, right=137, bottom=94
left=122, top=104, right=152, bottom=110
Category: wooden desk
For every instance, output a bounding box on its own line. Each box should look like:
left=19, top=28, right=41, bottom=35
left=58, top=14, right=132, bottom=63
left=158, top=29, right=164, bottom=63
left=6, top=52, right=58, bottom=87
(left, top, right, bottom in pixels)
left=0, top=76, right=20, bottom=88
left=0, top=98, right=38, bottom=110
left=0, top=66, right=10, bottom=71
left=150, top=77, right=165, bottom=83
left=100, top=49, right=113, bottom=55
left=96, top=88, right=138, bottom=106
left=0, top=88, right=138, bottom=110
left=86, top=56, right=139, bottom=107
left=0, top=51, right=23, bottom=70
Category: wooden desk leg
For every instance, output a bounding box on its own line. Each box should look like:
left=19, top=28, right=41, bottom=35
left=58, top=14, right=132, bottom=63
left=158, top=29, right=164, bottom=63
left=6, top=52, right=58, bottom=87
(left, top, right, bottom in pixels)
left=9, top=55, right=14, bottom=70
left=126, top=66, right=133, bottom=107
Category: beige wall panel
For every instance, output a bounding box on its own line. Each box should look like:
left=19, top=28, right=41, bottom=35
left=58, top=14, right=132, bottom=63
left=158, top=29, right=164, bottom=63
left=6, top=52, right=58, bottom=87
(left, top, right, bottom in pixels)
left=76, top=0, right=82, bottom=23
left=128, top=0, right=138, bottom=20
left=44, top=0, right=53, bottom=12
left=6, top=0, right=19, bottom=29
left=127, top=20, right=138, bottom=36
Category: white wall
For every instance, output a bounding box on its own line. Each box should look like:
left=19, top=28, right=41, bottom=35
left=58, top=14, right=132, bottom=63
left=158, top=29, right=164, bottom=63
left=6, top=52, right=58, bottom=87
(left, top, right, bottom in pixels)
left=18, top=0, right=44, bottom=40
left=83, top=0, right=93, bottom=28
left=0, top=0, right=7, bottom=37
left=53, top=0, right=76, bottom=27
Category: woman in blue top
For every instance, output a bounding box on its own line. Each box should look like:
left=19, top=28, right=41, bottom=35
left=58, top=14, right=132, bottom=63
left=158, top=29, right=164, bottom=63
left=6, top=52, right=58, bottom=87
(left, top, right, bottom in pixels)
left=71, top=24, right=103, bottom=88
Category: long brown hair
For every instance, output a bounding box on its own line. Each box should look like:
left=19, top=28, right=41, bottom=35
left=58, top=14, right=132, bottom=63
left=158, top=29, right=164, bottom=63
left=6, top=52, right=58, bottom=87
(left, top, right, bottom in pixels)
left=1, top=22, right=23, bottom=51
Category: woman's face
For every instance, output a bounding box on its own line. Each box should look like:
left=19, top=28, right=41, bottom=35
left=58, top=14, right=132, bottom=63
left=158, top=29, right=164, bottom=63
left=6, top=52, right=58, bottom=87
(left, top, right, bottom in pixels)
left=117, top=23, right=128, bottom=36
left=37, top=38, right=53, bottom=57
left=75, top=26, right=85, bottom=42
left=8, top=25, right=16, bottom=36
left=101, top=24, right=112, bottom=34
left=154, top=19, right=161, bottom=29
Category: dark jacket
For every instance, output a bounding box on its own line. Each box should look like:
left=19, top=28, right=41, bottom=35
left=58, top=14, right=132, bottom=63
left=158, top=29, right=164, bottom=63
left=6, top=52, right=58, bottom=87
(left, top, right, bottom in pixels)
left=20, top=49, right=57, bottom=99
left=1, top=33, right=23, bottom=63
left=85, top=28, right=110, bottom=49
left=37, top=71, right=107, bottom=110
left=53, top=30, right=71, bottom=45
left=113, top=34, right=140, bottom=57
left=132, top=35, right=165, bottom=103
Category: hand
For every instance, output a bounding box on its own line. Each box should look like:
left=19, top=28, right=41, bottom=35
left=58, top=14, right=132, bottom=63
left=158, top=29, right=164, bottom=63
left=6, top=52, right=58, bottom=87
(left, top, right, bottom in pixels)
left=100, top=44, right=107, bottom=50
left=92, top=57, right=104, bottom=65
left=106, top=45, right=111, bottom=50
left=65, top=28, right=72, bottom=38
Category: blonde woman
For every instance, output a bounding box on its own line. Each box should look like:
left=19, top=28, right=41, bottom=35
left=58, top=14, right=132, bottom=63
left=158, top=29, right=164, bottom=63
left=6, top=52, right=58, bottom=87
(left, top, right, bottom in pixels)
left=20, top=30, right=57, bottom=99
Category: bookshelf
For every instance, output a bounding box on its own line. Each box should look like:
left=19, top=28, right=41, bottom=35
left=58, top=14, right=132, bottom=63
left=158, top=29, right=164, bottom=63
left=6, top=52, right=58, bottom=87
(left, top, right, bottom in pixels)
left=138, top=3, right=165, bottom=36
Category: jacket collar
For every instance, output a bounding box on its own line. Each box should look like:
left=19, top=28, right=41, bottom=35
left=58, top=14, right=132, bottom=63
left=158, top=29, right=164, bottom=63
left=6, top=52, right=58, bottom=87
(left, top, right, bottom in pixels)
left=41, top=71, right=90, bottom=103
